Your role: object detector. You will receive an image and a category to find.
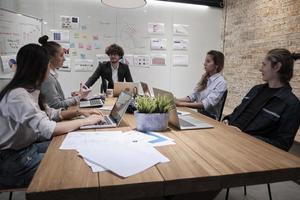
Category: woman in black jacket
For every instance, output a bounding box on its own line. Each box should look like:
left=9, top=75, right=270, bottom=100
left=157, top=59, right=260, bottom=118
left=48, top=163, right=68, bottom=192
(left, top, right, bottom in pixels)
left=224, top=48, right=300, bottom=151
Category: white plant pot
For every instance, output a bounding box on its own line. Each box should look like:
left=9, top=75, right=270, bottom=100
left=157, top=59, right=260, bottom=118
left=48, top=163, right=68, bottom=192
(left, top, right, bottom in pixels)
left=134, top=111, right=169, bottom=132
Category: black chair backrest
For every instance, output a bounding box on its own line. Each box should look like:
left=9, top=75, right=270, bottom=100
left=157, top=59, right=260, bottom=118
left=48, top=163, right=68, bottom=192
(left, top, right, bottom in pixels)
left=218, top=90, right=228, bottom=121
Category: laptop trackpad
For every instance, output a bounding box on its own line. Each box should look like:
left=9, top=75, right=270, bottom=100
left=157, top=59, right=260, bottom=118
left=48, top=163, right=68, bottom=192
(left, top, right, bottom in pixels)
left=179, top=117, right=196, bottom=127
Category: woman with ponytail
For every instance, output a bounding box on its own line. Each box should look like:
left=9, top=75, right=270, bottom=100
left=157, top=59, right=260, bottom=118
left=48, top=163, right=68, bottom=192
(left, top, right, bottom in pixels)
left=39, top=35, right=90, bottom=109
left=176, top=50, right=227, bottom=119
left=224, top=48, right=300, bottom=151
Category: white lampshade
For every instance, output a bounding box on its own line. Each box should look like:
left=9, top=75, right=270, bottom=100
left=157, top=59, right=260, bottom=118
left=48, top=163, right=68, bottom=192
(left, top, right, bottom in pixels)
left=102, top=0, right=147, bottom=9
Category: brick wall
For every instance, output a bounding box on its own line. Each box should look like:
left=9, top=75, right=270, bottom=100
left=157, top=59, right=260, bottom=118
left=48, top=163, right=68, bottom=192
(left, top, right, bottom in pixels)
left=221, top=0, right=300, bottom=109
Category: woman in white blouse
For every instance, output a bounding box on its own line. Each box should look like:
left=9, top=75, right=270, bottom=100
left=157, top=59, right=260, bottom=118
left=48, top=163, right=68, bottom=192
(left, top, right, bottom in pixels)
left=176, top=50, right=227, bottom=119
left=0, top=44, right=103, bottom=188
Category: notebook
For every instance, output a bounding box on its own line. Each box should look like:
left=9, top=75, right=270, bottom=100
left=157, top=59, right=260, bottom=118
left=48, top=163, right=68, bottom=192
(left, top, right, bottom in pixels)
left=80, top=91, right=132, bottom=129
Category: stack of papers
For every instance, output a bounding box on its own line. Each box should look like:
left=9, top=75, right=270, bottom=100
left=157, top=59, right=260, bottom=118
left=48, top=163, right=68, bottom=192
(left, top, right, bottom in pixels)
left=60, top=131, right=175, bottom=177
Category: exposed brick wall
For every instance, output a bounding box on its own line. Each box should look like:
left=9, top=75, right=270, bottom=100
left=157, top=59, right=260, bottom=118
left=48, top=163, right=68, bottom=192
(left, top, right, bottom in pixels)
left=221, top=0, right=300, bottom=109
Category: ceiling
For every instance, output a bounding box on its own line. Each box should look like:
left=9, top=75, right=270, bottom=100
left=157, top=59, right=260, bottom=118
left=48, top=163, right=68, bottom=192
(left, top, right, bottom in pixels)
left=157, top=0, right=224, bottom=8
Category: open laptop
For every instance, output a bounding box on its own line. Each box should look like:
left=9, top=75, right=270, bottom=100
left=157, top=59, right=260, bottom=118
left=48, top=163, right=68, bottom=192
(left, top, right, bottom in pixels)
left=113, top=82, right=138, bottom=97
left=80, top=91, right=132, bottom=129
left=140, top=82, right=155, bottom=97
left=153, top=88, right=213, bottom=130
left=79, top=98, right=104, bottom=108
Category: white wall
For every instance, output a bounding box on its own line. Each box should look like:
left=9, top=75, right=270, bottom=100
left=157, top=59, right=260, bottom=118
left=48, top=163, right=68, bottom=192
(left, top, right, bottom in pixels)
left=0, top=0, right=222, bottom=97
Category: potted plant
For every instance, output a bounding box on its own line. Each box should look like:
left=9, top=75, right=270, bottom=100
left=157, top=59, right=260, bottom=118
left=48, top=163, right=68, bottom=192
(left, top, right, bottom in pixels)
left=134, top=95, right=172, bottom=132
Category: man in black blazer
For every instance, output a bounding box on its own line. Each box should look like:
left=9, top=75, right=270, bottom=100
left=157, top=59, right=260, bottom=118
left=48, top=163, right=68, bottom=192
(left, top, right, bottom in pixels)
left=85, top=44, right=133, bottom=92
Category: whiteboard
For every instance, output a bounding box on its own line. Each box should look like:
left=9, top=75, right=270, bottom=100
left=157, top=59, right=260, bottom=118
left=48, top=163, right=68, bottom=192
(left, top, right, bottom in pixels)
left=0, top=0, right=221, bottom=97
left=0, top=8, right=42, bottom=73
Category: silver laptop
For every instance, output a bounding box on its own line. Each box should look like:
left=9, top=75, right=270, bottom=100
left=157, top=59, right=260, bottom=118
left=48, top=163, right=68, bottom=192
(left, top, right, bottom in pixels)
left=80, top=91, right=132, bottom=129
left=140, top=82, right=155, bottom=97
left=153, top=88, right=213, bottom=130
left=80, top=98, right=104, bottom=108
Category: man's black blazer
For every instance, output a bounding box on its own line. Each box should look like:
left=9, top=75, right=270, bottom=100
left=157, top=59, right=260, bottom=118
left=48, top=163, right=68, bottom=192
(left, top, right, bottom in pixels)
left=85, top=61, right=133, bottom=92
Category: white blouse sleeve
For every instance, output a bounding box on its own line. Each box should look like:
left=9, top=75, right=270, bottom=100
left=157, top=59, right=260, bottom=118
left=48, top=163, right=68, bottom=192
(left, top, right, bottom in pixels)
left=4, top=91, right=56, bottom=141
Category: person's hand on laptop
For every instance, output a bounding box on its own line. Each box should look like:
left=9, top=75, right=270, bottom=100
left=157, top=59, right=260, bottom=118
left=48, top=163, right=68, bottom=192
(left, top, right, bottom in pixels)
left=83, top=114, right=104, bottom=125
left=80, top=109, right=103, bottom=117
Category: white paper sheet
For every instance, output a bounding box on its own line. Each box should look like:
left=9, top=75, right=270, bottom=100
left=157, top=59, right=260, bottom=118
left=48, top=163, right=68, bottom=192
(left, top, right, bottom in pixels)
left=60, top=131, right=123, bottom=150
left=150, top=38, right=167, bottom=50
left=77, top=141, right=168, bottom=177
left=173, top=55, right=189, bottom=66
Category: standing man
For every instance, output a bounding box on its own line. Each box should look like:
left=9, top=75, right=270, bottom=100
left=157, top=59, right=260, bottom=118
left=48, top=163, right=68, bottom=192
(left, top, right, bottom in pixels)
left=85, top=43, right=133, bottom=93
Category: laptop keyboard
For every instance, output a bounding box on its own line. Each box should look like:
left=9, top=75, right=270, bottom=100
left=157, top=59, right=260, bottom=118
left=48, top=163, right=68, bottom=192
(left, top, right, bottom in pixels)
left=90, top=99, right=103, bottom=106
left=179, top=118, right=196, bottom=127
left=94, top=116, right=113, bottom=125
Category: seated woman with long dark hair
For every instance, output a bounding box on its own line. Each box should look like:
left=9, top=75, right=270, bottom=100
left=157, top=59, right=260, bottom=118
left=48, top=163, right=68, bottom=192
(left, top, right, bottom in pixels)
left=0, top=43, right=103, bottom=188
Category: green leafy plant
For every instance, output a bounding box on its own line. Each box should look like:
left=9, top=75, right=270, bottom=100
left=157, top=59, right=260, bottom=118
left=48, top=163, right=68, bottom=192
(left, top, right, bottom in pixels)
left=135, top=95, right=173, bottom=113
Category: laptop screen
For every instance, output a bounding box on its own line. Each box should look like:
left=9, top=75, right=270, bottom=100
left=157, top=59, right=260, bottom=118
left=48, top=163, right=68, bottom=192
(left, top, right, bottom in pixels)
left=109, top=91, right=132, bottom=124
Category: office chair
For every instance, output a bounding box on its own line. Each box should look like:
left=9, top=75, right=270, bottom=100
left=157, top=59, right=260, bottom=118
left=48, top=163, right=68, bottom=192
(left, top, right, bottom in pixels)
left=218, top=90, right=228, bottom=121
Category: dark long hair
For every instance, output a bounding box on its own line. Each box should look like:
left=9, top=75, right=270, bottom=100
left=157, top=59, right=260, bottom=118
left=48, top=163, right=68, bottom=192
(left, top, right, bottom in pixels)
left=266, top=48, right=300, bottom=83
left=195, top=50, right=225, bottom=92
left=0, top=44, right=49, bottom=101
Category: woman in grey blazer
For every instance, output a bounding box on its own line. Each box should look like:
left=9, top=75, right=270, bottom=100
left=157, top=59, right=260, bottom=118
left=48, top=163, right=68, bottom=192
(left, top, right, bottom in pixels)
left=39, top=35, right=90, bottom=109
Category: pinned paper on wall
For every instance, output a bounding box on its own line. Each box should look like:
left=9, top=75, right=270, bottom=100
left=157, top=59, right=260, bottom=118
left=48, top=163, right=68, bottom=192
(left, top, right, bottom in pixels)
left=148, top=23, right=165, bottom=34
left=173, top=38, right=189, bottom=50
left=94, top=42, right=101, bottom=49
left=81, top=25, right=87, bottom=30
left=71, top=51, right=77, bottom=56
left=70, top=42, right=75, bottom=48
left=60, top=16, right=80, bottom=29
left=0, top=54, right=16, bottom=73
left=96, top=54, right=109, bottom=63
left=93, top=35, right=99, bottom=40
left=50, top=30, right=70, bottom=43
left=173, top=24, right=189, bottom=35
left=59, top=57, right=71, bottom=72
left=74, top=32, right=80, bottom=38
left=150, top=38, right=167, bottom=50
left=86, top=44, right=92, bottom=50
left=173, top=55, right=188, bottom=66
left=134, top=55, right=150, bottom=67
left=78, top=43, right=84, bottom=49
left=60, top=43, right=70, bottom=55
left=150, top=54, right=166, bottom=66
left=74, top=59, right=94, bottom=72
left=123, top=55, right=134, bottom=66
left=80, top=53, right=87, bottom=59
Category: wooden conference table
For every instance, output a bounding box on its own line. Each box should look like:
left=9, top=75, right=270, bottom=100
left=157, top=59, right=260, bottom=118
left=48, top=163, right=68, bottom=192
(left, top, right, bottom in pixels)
left=26, top=98, right=300, bottom=200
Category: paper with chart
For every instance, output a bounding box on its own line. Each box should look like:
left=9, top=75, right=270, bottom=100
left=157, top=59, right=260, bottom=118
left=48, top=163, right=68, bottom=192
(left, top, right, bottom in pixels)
left=148, top=23, right=165, bottom=34
left=134, top=55, right=150, bottom=67
left=74, top=59, right=94, bottom=72
left=151, top=54, right=166, bottom=66
left=150, top=38, right=167, bottom=50
left=173, top=38, right=189, bottom=50
left=50, top=29, right=70, bottom=43
left=173, top=55, right=189, bottom=66
left=173, top=24, right=189, bottom=35
left=0, top=54, right=16, bottom=73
